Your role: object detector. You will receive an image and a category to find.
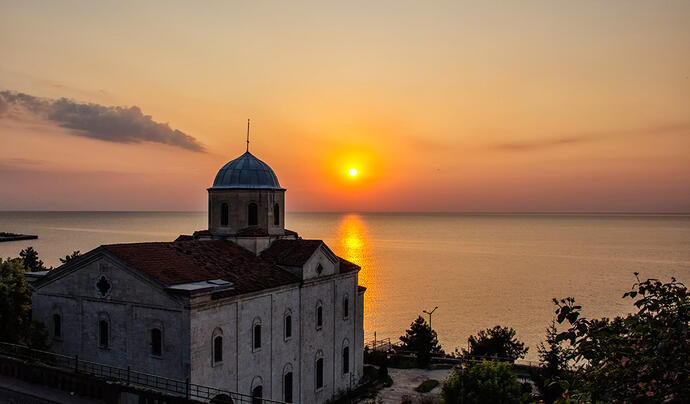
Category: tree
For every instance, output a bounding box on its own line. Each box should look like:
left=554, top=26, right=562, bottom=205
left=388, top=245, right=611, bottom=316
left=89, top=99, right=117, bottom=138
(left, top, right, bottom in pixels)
left=534, top=321, right=572, bottom=403
left=0, top=257, right=33, bottom=343
left=554, top=274, right=690, bottom=403
left=399, top=316, right=443, bottom=367
left=18, top=246, right=48, bottom=272
left=441, top=360, right=526, bottom=404
left=461, top=326, right=528, bottom=362
left=59, top=250, right=81, bottom=264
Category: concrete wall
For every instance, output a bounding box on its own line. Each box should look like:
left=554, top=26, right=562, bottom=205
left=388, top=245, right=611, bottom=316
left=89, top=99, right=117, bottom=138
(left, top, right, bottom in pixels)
left=189, top=272, right=362, bottom=404
left=208, top=189, right=285, bottom=236
left=31, top=255, right=190, bottom=381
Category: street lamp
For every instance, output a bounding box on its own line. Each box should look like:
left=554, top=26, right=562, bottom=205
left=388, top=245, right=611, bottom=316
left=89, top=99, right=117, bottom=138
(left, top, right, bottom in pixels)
left=422, top=306, right=438, bottom=329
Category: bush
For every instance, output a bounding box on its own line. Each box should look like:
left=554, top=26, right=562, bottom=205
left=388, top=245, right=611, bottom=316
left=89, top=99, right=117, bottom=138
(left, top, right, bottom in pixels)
left=441, top=360, right=525, bottom=404
left=553, top=274, right=690, bottom=403
left=414, top=379, right=439, bottom=393
left=460, top=325, right=528, bottom=362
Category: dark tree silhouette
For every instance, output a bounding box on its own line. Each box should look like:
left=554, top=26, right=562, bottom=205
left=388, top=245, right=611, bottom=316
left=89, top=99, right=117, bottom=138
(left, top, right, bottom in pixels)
left=461, top=325, right=528, bottom=362
left=399, top=316, right=443, bottom=367
left=18, top=246, right=48, bottom=272
left=59, top=250, right=81, bottom=264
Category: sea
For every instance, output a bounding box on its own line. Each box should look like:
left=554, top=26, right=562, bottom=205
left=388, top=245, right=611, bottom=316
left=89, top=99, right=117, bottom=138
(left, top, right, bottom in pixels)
left=1, top=211, right=688, bottom=361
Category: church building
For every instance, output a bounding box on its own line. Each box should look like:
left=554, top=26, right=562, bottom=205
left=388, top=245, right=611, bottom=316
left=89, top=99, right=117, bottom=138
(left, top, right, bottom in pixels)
left=29, top=148, right=366, bottom=403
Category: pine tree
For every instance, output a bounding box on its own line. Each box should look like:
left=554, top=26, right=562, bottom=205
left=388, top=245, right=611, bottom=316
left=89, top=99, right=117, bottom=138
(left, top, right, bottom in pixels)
left=399, top=316, right=443, bottom=367
left=18, top=246, right=48, bottom=272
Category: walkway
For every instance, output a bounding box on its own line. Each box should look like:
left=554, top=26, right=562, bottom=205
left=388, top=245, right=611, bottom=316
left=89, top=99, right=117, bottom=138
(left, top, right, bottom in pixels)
left=376, top=367, right=451, bottom=404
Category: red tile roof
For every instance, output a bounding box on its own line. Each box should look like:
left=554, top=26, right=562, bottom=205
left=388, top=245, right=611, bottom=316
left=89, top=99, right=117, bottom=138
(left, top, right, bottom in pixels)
left=260, top=239, right=324, bottom=267
left=102, top=240, right=299, bottom=294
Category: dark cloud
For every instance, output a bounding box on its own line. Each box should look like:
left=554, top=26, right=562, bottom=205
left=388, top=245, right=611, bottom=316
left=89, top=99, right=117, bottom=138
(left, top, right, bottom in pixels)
left=491, top=123, right=690, bottom=152
left=0, top=90, right=205, bottom=152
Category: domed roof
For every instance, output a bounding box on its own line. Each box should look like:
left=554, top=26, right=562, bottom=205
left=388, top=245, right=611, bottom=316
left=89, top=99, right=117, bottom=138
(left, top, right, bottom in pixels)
left=211, top=152, right=283, bottom=190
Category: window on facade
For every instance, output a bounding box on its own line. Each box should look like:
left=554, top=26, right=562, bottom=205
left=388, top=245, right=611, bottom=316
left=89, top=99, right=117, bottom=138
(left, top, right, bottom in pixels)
left=253, top=324, right=261, bottom=350
left=273, top=203, right=280, bottom=226
left=53, top=314, right=61, bottom=338
left=284, top=315, right=292, bottom=339
left=316, top=305, right=323, bottom=329
left=252, top=386, right=262, bottom=404
left=316, top=358, right=324, bottom=389
left=220, top=203, right=229, bottom=226
left=343, top=297, right=349, bottom=319
left=151, top=328, right=162, bottom=356
left=99, top=320, right=109, bottom=348
left=214, top=335, right=223, bottom=363
left=315, top=264, right=323, bottom=275
left=248, top=203, right=258, bottom=226
left=342, top=346, right=350, bottom=374
left=284, top=371, right=293, bottom=403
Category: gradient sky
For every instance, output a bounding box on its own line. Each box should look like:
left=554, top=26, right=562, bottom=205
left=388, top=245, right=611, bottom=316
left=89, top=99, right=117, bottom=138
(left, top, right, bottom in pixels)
left=1, top=1, right=689, bottom=212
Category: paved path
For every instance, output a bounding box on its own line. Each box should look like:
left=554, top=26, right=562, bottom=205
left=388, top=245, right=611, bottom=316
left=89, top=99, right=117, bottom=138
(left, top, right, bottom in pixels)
left=0, top=375, right=103, bottom=404
left=376, top=367, right=452, bottom=404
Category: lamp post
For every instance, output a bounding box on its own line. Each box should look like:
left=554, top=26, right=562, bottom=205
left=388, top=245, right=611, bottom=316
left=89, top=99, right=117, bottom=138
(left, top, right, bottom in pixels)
left=422, top=306, right=438, bottom=329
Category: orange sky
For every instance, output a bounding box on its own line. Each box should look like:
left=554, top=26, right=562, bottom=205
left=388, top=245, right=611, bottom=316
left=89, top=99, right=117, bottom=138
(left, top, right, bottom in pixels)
left=1, top=1, right=689, bottom=212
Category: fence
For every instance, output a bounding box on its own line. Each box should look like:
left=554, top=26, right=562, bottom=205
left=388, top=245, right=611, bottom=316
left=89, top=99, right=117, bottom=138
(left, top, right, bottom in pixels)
left=0, top=342, right=289, bottom=404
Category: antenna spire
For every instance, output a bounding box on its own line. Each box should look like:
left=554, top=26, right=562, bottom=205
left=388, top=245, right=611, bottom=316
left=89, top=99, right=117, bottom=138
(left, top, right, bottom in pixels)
left=246, top=118, right=250, bottom=152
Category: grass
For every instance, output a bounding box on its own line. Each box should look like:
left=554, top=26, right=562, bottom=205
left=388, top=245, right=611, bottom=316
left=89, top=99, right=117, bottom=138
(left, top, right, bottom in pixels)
left=414, top=379, right=440, bottom=393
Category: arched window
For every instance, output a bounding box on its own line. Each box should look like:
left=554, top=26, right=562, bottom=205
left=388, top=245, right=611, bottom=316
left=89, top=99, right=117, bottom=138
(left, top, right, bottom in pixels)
left=53, top=314, right=62, bottom=338
left=214, top=335, right=223, bottom=363
left=251, top=386, right=262, bottom=404
left=99, top=319, right=109, bottom=348
left=284, top=312, right=292, bottom=340
left=343, top=295, right=349, bottom=320
left=315, top=357, right=324, bottom=390
left=151, top=328, right=162, bottom=356
left=273, top=203, right=280, bottom=226
left=342, top=345, right=350, bottom=375
left=248, top=203, right=258, bottom=226
left=253, top=322, right=262, bottom=350
left=220, top=203, right=229, bottom=226
left=316, top=302, right=323, bottom=329
left=284, top=371, right=293, bottom=403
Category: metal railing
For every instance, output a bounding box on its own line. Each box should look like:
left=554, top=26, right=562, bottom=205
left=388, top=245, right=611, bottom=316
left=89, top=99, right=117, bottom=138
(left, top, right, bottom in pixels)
left=0, top=342, right=290, bottom=404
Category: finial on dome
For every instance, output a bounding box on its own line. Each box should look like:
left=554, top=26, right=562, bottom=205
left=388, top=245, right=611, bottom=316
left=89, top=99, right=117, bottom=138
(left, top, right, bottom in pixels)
left=246, top=118, right=250, bottom=153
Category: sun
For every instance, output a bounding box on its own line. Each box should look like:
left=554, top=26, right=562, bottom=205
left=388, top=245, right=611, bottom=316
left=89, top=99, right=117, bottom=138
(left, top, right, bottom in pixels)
left=349, top=168, right=358, bottom=177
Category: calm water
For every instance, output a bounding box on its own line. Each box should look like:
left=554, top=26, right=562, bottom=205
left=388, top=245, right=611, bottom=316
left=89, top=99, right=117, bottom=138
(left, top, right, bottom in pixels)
left=1, top=211, right=689, bottom=360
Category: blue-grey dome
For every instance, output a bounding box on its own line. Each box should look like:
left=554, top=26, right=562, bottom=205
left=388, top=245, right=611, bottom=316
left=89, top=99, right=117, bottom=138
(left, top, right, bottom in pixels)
left=212, top=152, right=283, bottom=189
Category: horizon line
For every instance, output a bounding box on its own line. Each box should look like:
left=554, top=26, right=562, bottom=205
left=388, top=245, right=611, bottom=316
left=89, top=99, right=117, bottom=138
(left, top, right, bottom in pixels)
left=0, top=210, right=689, bottom=215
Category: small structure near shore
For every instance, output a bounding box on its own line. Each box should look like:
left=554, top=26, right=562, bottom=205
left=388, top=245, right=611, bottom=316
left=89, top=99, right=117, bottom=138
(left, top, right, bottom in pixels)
left=0, top=232, right=38, bottom=242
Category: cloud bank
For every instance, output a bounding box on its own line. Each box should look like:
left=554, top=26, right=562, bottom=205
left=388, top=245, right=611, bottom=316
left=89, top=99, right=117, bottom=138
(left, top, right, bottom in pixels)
left=0, top=91, right=205, bottom=152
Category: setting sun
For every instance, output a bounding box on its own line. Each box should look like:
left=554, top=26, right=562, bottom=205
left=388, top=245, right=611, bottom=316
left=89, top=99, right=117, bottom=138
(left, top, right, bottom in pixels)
left=349, top=168, right=358, bottom=177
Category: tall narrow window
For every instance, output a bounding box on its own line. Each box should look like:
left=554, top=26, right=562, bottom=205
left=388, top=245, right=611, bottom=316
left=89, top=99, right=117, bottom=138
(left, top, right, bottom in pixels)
left=220, top=203, right=229, bottom=226
left=252, top=385, right=262, bottom=404
left=99, top=320, right=109, bottom=348
left=53, top=314, right=61, bottom=338
left=342, top=346, right=350, bottom=374
left=214, top=335, right=223, bottom=363
left=343, top=297, right=349, bottom=319
left=273, top=203, right=280, bottom=226
left=316, top=304, right=323, bottom=329
left=284, top=371, right=293, bottom=403
left=151, top=328, right=162, bottom=356
left=253, top=324, right=262, bottom=350
left=284, top=314, right=292, bottom=339
left=315, top=358, right=324, bottom=389
left=248, top=203, right=258, bottom=226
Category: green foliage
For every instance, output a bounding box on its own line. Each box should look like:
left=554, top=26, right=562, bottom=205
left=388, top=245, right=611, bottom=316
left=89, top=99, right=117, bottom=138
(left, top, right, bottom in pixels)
left=553, top=274, right=690, bottom=403
left=415, top=379, right=440, bottom=393
left=59, top=250, right=81, bottom=264
left=0, top=258, right=33, bottom=343
left=533, top=321, right=572, bottom=403
left=18, top=246, right=48, bottom=272
left=461, top=325, right=528, bottom=362
left=441, top=360, right=526, bottom=404
left=399, top=316, right=444, bottom=367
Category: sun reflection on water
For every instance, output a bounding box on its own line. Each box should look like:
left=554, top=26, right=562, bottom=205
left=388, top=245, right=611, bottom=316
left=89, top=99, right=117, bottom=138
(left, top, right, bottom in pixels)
left=335, top=214, right=378, bottom=338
